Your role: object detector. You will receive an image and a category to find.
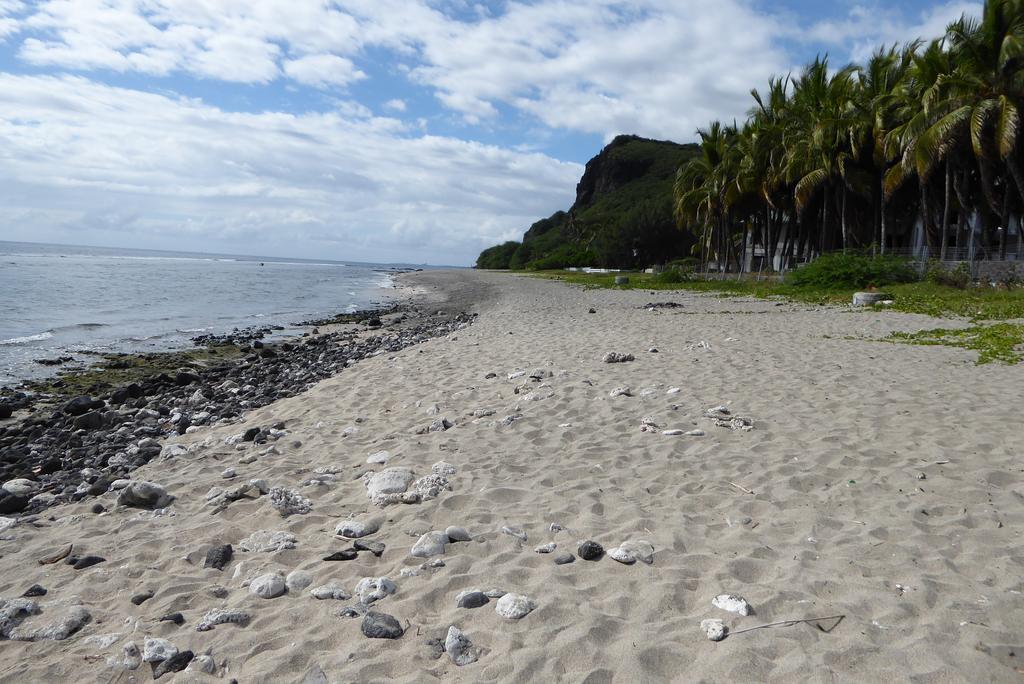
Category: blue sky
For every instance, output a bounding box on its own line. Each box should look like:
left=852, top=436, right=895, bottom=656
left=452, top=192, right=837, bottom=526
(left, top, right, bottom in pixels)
left=0, top=0, right=981, bottom=265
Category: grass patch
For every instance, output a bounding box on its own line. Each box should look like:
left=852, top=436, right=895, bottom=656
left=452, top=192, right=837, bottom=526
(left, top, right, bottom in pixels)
left=529, top=270, right=1024, bottom=321
left=886, top=324, right=1024, bottom=364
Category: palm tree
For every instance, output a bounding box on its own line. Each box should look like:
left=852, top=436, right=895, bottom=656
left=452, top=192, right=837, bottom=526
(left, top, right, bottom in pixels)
left=851, top=44, right=918, bottom=253
left=784, top=57, right=861, bottom=255
left=675, top=121, right=741, bottom=272
left=674, top=0, right=1024, bottom=268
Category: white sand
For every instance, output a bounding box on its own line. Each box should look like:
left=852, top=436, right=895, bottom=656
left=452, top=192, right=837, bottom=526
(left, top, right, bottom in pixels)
left=1, top=270, right=1022, bottom=682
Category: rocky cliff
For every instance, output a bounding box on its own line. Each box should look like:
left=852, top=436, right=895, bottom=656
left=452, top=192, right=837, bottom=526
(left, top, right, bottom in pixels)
left=476, top=135, right=698, bottom=270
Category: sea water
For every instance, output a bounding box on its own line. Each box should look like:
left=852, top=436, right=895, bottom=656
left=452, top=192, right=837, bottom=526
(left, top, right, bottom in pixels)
left=0, top=241, right=408, bottom=385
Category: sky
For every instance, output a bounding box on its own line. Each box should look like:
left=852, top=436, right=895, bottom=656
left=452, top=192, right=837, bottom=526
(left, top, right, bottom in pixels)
left=0, top=0, right=982, bottom=266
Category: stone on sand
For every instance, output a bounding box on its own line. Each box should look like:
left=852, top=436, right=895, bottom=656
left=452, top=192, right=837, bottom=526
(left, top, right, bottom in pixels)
left=249, top=573, right=287, bottom=599
left=701, top=618, right=728, bottom=641
left=495, top=593, right=536, bottom=620
left=445, top=626, right=478, bottom=666
left=238, top=530, right=296, bottom=553
left=117, top=481, right=174, bottom=509
left=411, top=531, right=448, bottom=558
left=456, top=591, right=489, bottom=609
left=608, top=540, right=655, bottom=565
left=361, top=612, right=403, bottom=639
left=355, top=577, right=396, bottom=605
left=142, top=637, right=178, bottom=663
left=286, top=570, right=314, bottom=592
left=335, top=519, right=380, bottom=538
left=310, top=584, right=351, bottom=600
left=712, top=594, right=752, bottom=616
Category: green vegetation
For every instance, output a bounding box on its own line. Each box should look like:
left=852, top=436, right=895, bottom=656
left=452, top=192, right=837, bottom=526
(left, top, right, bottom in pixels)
left=476, top=136, right=699, bottom=270
left=785, top=252, right=919, bottom=289
left=24, top=345, right=245, bottom=399
left=476, top=241, right=521, bottom=270
left=675, top=0, right=1024, bottom=273
left=887, top=324, right=1024, bottom=364
left=531, top=265, right=1024, bottom=321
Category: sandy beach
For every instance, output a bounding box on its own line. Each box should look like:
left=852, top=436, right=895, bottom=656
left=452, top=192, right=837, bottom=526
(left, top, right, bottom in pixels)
left=1, top=269, right=1022, bottom=682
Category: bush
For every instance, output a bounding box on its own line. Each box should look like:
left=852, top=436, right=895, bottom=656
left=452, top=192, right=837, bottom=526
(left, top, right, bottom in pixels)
left=786, top=252, right=919, bottom=289
left=666, top=257, right=700, bottom=270
left=925, top=260, right=971, bottom=289
left=653, top=268, right=692, bottom=284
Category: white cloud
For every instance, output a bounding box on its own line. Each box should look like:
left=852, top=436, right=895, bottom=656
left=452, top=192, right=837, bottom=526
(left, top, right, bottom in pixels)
left=392, top=0, right=794, bottom=141
left=0, top=1, right=988, bottom=263
left=283, top=53, right=366, bottom=88
left=0, top=73, right=580, bottom=264
left=4, top=1, right=983, bottom=141
left=805, top=2, right=982, bottom=62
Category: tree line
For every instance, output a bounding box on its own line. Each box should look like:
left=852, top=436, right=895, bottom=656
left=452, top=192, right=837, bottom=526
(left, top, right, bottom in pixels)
left=674, top=0, right=1024, bottom=274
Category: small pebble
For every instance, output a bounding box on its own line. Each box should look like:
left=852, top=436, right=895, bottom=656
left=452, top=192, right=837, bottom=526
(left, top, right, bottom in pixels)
left=323, top=549, right=359, bottom=562
left=445, top=526, right=471, bottom=542
left=204, top=544, right=233, bottom=571
left=495, top=593, right=536, bottom=619
left=335, top=519, right=379, bottom=539
left=153, top=650, right=194, bottom=678
left=577, top=541, right=603, bottom=561
left=249, top=573, right=286, bottom=599
left=72, top=555, right=106, bottom=570
left=160, top=612, right=185, bottom=626
left=131, top=590, right=155, bottom=605
left=701, top=618, right=728, bottom=641
left=353, top=539, right=385, bottom=557
left=456, top=591, right=489, bottom=609
left=22, top=584, right=47, bottom=598
left=553, top=552, right=575, bottom=565
left=361, top=612, right=404, bottom=639
left=445, top=625, right=478, bottom=666
left=534, top=542, right=556, bottom=554
left=285, top=570, right=314, bottom=592
left=208, top=585, right=229, bottom=599
left=712, top=594, right=752, bottom=616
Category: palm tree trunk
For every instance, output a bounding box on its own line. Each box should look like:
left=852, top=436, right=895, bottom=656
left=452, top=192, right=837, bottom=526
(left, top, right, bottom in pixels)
left=841, top=184, right=848, bottom=252
left=1005, top=153, right=1024, bottom=206
left=920, top=183, right=933, bottom=258
left=955, top=210, right=962, bottom=259
left=941, top=162, right=952, bottom=261
left=1000, top=191, right=1009, bottom=259
left=979, top=162, right=1003, bottom=219
left=874, top=172, right=882, bottom=253
left=820, top=195, right=828, bottom=257
left=880, top=177, right=887, bottom=255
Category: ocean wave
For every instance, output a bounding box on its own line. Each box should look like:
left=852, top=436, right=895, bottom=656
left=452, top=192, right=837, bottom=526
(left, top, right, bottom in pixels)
left=53, top=322, right=108, bottom=332
left=0, top=331, right=53, bottom=345
left=176, top=327, right=210, bottom=333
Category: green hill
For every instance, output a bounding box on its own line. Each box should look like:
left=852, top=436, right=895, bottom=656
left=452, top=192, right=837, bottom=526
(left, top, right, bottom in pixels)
left=476, top=135, right=699, bottom=270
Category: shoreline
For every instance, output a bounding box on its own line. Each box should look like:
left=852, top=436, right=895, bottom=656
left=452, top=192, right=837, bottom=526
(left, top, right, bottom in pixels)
left=0, top=272, right=480, bottom=516
left=0, top=269, right=1021, bottom=681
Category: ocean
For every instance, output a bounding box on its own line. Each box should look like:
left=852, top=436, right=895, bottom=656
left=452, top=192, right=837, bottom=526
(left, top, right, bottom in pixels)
left=0, top=241, right=409, bottom=386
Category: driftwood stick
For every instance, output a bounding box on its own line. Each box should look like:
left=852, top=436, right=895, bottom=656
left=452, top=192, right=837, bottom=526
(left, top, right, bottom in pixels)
left=729, top=614, right=846, bottom=636
left=728, top=481, right=754, bottom=495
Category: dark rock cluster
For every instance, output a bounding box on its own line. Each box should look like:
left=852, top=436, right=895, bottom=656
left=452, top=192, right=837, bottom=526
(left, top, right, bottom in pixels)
left=0, top=310, right=476, bottom=514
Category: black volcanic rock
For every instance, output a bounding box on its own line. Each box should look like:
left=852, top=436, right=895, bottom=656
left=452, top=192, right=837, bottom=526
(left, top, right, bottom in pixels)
left=63, top=396, right=103, bottom=416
